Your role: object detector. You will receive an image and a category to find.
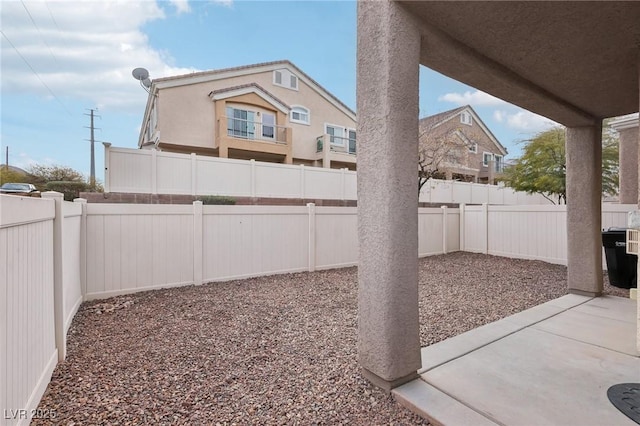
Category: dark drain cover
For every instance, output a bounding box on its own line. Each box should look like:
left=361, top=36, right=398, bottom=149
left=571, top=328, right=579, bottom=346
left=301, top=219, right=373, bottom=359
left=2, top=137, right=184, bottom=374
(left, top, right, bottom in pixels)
left=607, top=383, right=640, bottom=424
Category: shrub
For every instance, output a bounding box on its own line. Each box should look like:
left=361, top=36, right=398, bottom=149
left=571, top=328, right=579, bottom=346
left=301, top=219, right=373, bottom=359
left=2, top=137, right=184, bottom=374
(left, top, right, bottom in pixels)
left=197, top=195, right=236, bottom=205
left=45, top=181, right=89, bottom=201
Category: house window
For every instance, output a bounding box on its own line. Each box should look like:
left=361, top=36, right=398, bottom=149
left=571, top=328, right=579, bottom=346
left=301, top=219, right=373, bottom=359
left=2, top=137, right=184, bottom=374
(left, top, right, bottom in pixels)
left=461, top=111, right=473, bottom=126
left=273, top=69, right=298, bottom=90
left=348, top=129, right=356, bottom=154
left=494, top=155, right=504, bottom=172
left=483, top=152, right=493, bottom=167
left=290, top=106, right=310, bottom=125
left=468, top=142, right=478, bottom=153
left=262, top=113, right=275, bottom=139
left=226, top=106, right=256, bottom=139
left=326, top=124, right=345, bottom=146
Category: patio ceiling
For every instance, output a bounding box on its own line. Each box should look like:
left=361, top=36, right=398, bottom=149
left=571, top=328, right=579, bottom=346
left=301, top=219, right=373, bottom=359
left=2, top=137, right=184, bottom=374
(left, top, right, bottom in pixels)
left=399, top=1, right=640, bottom=127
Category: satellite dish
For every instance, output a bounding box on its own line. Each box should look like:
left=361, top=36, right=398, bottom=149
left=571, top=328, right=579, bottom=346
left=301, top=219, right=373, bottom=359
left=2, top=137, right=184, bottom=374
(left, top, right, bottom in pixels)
left=131, top=67, right=150, bottom=81
left=142, top=77, right=152, bottom=88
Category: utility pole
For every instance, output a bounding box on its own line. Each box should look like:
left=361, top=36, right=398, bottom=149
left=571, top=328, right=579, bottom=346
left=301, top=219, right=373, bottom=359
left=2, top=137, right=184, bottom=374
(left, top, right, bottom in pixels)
left=84, top=109, right=100, bottom=188
left=4, top=146, right=8, bottom=170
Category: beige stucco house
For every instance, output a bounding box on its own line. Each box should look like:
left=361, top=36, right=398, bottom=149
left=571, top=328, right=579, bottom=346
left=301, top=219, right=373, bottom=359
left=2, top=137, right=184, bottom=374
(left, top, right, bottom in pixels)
left=610, top=112, right=640, bottom=204
left=419, top=105, right=507, bottom=184
left=138, top=60, right=357, bottom=170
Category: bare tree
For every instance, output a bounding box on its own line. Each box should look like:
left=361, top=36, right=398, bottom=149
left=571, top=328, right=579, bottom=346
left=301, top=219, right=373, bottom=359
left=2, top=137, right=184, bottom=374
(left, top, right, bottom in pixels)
left=418, top=126, right=469, bottom=194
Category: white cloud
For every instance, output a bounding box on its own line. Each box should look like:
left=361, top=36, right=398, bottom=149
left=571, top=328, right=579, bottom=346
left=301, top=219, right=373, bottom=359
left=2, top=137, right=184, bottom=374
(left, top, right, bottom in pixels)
left=0, top=1, right=198, bottom=112
left=14, top=152, right=58, bottom=171
left=493, top=109, right=557, bottom=132
left=169, top=0, right=191, bottom=14
left=438, top=90, right=505, bottom=107
left=211, top=0, right=233, bottom=7
left=441, top=90, right=558, bottom=133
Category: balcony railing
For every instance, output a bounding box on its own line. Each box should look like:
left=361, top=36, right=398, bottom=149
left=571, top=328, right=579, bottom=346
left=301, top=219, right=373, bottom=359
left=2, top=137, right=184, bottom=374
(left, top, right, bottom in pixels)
left=222, top=116, right=289, bottom=145
left=316, top=134, right=356, bottom=155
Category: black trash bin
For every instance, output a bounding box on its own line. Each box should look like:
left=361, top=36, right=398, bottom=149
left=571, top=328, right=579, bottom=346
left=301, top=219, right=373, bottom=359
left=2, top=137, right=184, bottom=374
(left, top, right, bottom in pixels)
left=602, top=228, right=637, bottom=289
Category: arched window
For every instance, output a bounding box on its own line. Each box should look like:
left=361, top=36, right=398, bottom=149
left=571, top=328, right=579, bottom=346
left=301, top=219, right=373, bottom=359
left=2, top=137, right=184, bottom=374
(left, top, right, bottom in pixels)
left=290, top=106, right=310, bottom=125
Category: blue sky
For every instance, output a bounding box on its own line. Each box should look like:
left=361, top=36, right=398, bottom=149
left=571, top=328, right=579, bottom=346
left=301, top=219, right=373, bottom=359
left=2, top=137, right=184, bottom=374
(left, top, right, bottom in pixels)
left=1, top=0, right=556, bottom=180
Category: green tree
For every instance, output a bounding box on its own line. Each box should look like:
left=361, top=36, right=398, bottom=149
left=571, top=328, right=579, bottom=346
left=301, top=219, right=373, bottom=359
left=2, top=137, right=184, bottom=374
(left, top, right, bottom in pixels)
left=0, top=168, right=27, bottom=185
left=28, top=164, right=84, bottom=186
left=502, top=123, right=619, bottom=204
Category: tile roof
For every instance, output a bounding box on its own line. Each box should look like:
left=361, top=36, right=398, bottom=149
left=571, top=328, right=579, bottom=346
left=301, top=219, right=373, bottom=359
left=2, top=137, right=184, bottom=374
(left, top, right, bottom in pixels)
left=156, top=60, right=355, bottom=117
left=419, top=105, right=467, bottom=129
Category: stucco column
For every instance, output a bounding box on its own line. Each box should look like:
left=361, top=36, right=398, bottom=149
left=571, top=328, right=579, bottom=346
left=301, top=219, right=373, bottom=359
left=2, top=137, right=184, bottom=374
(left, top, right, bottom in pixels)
left=356, top=0, right=421, bottom=390
left=636, top=58, right=640, bottom=353
left=619, top=127, right=638, bottom=204
left=565, top=124, right=603, bottom=296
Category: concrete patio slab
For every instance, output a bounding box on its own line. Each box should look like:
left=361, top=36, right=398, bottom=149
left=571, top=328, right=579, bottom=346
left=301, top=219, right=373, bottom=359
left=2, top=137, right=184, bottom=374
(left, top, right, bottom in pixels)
left=419, top=294, right=593, bottom=374
left=572, top=295, right=637, bottom=323
left=543, top=293, right=594, bottom=309
left=533, top=306, right=638, bottom=356
left=419, top=319, right=522, bottom=374
left=395, top=295, right=640, bottom=426
left=393, top=379, right=499, bottom=426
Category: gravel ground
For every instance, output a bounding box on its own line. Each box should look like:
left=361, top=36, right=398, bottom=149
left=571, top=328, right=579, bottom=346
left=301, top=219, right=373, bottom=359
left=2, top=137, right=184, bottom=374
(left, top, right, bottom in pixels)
left=35, top=252, right=630, bottom=425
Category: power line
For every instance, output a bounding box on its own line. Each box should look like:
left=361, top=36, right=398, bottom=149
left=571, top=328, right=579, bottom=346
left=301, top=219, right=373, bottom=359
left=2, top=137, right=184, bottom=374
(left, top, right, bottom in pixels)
left=1, top=30, right=72, bottom=116
left=21, top=0, right=58, bottom=64
left=44, top=0, right=67, bottom=50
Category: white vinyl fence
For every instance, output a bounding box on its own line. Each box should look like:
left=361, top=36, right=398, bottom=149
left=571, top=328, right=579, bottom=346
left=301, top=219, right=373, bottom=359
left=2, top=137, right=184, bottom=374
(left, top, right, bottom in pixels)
left=1, top=193, right=84, bottom=426
left=104, top=145, right=548, bottom=205
left=1, top=193, right=635, bottom=424
left=461, top=203, right=636, bottom=267
left=83, top=204, right=459, bottom=299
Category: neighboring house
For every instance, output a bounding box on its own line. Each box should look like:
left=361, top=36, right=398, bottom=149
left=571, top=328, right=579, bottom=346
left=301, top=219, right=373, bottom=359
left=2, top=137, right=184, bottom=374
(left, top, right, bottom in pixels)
left=418, top=105, right=508, bottom=184
left=138, top=60, right=357, bottom=170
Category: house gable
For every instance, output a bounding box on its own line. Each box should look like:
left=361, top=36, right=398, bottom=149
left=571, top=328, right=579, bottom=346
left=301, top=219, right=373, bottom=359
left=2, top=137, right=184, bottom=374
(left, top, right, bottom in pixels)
left=421, top=105, right=507, bottom=156
left=151, top=60, right=355, bottom=120
left=209, top=84, right=290, bottom=114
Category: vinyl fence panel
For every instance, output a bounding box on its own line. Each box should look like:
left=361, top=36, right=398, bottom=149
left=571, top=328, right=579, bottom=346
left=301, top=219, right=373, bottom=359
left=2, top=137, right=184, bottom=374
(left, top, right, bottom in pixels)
left=202, top=206, right=310, bottom=281
left=62, top=201, right=83, bottom=333
left=106, top=146, right=555, bottom=205
left=0, top=195, right=57, bottom=426
left=314, top=207, right=358, bottom=269
left=84, top=204, right=194, bottom=300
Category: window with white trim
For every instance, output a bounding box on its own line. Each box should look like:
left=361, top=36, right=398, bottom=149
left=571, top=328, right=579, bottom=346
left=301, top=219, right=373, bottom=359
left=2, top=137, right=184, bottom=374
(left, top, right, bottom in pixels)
left=483, top=152, right=493, bottom=167
left=494, top=154, right=504, bottom=172
left=326, top=124, right=345, bottom=146
left=290, top=106, right=310, bottom=125
left=461, top=111, right=473, bottom=126
left=347, top=129, right=356, bottom=154
left=468, top=142, right=478, bottom=153
left=273, top=69, right=298, bottom=90
left=325, top=124, right=357, bottom=154
left=226, top=106, right=256, bottom=139
left=262, top=112, right=275, bottom=139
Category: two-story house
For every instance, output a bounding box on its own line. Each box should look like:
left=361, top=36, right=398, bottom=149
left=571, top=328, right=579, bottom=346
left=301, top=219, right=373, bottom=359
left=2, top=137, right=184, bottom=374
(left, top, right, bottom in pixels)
left=137, top=60, right=357, bottom=170
left=419, top=105, right=508, bottom=184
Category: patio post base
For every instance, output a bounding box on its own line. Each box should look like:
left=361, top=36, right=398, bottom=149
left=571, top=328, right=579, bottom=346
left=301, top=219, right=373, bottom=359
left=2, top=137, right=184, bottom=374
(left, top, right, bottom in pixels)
left=569, top=288, right=602, bottom=297
left=360, top=368, right=418, bottom=394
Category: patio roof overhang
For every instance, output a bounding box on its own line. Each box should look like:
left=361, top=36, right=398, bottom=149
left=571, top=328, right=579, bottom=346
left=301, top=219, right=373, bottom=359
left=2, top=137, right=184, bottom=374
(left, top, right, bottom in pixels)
left=356, top=0, right=640, bottom=395
left=399, top=1, right=640, bottom=126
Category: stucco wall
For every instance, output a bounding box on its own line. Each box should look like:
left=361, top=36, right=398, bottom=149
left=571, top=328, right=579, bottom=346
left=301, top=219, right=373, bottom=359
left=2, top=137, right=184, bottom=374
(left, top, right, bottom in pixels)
left=421, top=113, right=505, bottom=179
left=154, top=68, right=356, bottom=162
